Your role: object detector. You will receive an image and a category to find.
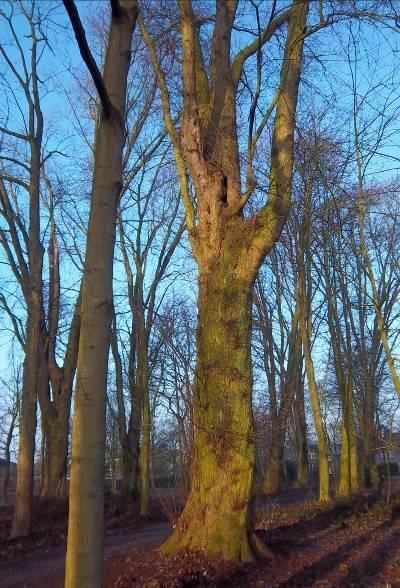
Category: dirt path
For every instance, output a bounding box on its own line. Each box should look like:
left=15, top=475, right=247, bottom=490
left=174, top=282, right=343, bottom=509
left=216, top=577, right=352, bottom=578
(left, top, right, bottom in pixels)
left=0, top=490, right=315, bottom=588
left=0, top=522, right=171, bottom=588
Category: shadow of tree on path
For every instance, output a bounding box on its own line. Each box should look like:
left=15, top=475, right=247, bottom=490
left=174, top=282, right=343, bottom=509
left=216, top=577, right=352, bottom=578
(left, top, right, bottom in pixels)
left=277, top=521, right=398, bottom=587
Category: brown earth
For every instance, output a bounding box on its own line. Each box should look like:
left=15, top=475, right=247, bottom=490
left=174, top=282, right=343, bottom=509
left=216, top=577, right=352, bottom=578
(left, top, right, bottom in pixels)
left=101, top=495, right=400, bottom=587
left=1, top=490, right=400, bottom=587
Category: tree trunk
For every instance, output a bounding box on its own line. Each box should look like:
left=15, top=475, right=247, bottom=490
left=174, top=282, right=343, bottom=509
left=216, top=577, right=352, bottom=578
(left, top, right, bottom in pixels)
left=121, top=425, right=139, bottom=498
left=300, top=314, right=330, bottom=501
left=1, top=411, right=18, bottom=504
left=362, top=381, right=379, bottom=488
left=162, top=268, right=270, bottom=561
left=338, top=378, right=359, bottom=496
left=263, top=428, right=285, bottom=495
left=11, top=298, right=41, bottom=536
left=40, top=403, right=70, bottom=498
left=263, top=307, right=301, bottom=495
left=136, top=280, right=151, bottom=516
left=139, top=389, right=150, bottom=515
left=65, top=4, right=138, bottom=586
left=142, top=0, right=308, bottom=560
left=293, top=372, right=309, bottom=489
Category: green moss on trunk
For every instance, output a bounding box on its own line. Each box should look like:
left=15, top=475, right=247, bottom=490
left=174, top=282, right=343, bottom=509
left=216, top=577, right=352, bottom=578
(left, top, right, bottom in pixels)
left=161, top=270, right=271, bottom=561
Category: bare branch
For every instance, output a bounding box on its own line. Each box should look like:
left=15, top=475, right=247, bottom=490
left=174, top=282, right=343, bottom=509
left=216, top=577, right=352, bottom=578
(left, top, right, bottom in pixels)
left=62, top=0, right=112, bottom=117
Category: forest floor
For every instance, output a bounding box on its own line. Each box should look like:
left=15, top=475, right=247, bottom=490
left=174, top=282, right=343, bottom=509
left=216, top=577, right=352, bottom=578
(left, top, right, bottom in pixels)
left=1, top=488, right=400, bottom=587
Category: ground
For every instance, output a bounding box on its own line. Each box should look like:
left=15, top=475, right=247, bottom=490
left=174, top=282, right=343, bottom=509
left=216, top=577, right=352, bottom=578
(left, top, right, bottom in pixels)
left=1, top=489, right=400, bottom=587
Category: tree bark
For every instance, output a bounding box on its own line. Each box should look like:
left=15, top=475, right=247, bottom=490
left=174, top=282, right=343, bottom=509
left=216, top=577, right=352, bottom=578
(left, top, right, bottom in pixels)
left=141, top=0, right=308, bottom=560
left=1, top=407, right=18, bottom=504
left=263, top=306, right=301, bottom=495
left=162, top=263, right=269, bottom=561
left=65, top=3, right=138, bottom=586
left=293, top=369, right=309, bottom=489
left=39, top=288, right=81, bottom=499
left=11, top=148, right=44, bottom=537
left=337, top=377, right=359, bottom=497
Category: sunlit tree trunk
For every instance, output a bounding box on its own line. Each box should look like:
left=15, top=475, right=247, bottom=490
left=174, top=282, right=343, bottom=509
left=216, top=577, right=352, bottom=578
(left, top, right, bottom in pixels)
left=64, top=2, right=138, bottom=585
left=141, top=0, right=308, bottom=559
left=11, top=131, right=44, bottom=538
left=163, top=248, right=266, bottom=560
left=293, top=365, right=309, bottom=489
left=337, top=375, right=359, bottom=496
left=297, top=182, right=329, bottom=501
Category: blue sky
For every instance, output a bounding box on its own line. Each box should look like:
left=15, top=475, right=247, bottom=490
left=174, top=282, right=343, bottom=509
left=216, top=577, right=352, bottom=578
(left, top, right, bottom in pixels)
left=1, top=0, right=400, bottom=446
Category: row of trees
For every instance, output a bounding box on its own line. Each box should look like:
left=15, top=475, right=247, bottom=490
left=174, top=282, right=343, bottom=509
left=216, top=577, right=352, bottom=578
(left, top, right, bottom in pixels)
left=1, top=0, right=400, bottom=586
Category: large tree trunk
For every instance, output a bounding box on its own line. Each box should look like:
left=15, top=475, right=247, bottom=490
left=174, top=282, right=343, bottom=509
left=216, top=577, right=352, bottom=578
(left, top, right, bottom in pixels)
left=65, top=4, right=138, bottom=586
left=141, top=0, right=308, bottom=561
left=162, top=264, right=270, bottom=561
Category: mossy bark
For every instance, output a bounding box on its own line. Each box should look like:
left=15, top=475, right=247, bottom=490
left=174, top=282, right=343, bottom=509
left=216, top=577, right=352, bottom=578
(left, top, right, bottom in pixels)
left=144, top=0, right=308, bottom=561
left=338, top=427, right=359, bottom=496
left=162, top=269, right=269, bottom=561
left=338, top=387, right=359, bottom=497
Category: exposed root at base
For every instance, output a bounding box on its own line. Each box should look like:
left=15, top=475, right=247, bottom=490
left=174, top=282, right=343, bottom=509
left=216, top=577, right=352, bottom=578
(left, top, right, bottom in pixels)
left=160, top=527, right=274, bottom=563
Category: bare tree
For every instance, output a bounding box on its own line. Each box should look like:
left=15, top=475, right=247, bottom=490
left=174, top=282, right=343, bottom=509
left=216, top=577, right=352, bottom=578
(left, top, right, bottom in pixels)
left=62, top=1, right=139, bottom=585
left=140, top=0, right=308, bottom=559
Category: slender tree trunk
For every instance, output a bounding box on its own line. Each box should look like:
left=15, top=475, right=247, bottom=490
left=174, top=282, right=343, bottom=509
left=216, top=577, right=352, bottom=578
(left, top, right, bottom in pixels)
left=338, top=376, right=359, bottom=496
left=11, top=143, right=44, bottom=536
left=65, top=4, right=138, bottom=585
left=299, top=314, right=330, bottom=501
left=110, top=316, right=140, bottom=499
left=127, top=324, right=141, bottom=498
left=263, top=308, right=301, bottom=494
left=1, top=412, right=18, bottom=504
left=263, top=425, right=285, bottom=495
left=362, top=380, right=379, bottom=488
left=139, top=385, right=150, bottom=515
left=136, top=281, right=151, bottom=516
left=293, top=371, right=309, bottom=489
left=11, top=295, right=42, bottom=536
